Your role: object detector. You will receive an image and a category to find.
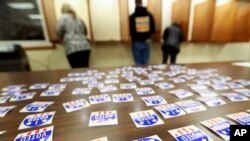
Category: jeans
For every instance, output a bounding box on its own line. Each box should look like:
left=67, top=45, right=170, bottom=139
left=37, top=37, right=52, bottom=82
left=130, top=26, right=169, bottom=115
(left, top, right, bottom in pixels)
left=132, top=41, right=150, bottom=65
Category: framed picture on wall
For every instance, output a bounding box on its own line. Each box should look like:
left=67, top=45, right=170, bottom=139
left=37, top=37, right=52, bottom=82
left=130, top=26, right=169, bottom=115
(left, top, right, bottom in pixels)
left=0, top=0, right=50, bottom=47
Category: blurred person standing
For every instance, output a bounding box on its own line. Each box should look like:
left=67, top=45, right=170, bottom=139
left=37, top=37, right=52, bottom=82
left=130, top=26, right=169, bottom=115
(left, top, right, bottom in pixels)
left=56, top=3, right=90, bottom=68
left=162, top=23, right=183, bottom=64
left=129, top=0, right=155, bottom=65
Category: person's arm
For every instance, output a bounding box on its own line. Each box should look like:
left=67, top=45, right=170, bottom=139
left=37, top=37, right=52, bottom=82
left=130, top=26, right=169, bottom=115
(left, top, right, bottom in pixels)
left=56, top=17, right=66, bottom=40
left=82, top=20, right=88, bottom=36
left=163, top=28, right=169, bottom=41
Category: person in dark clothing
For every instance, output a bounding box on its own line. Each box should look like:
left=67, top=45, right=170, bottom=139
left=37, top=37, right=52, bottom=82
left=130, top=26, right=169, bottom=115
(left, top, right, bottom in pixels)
left=129, top=0, right=155, bottom=65
left=162, top=23, right=183, bottom=64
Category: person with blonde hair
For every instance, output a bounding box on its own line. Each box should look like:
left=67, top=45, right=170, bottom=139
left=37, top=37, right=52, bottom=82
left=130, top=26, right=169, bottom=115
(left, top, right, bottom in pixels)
left=56, top=3, right=90, bottom=68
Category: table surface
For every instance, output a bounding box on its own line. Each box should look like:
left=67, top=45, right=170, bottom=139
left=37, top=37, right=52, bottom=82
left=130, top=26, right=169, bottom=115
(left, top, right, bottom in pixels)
left=0, top=62, right=250, bottom=141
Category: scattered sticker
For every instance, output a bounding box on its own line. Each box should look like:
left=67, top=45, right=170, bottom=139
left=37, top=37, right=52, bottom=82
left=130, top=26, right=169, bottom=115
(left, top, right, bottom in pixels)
left=41, top=89, right=63, bottom=97
left=20, top=101, right=54, bottom=113
left=197, top=97, right=226, bottom=107
left=1, top=85, right=25, bottom=91
left=130, top=110, right=164, bottom=128
left=135, top=87, right=155, bottom=95
left=233, top=89, right=250, bottom=97
left=63, top=99, right=90, bottom=113
left=169, top=89, right=193, bottom=99
left=194, top=89, right=218, bottom=97
left=0, top=131, right=5, bottom=135
left=155, top=82, right=174, bottom=90
left=175, top=100, right=207, bottom=113
left=90, top=136, right=108, bottom=141
left=200, top=117, right=234, bottom=141
left=139, top=80, right=155, bottom=86
left=98, top=85, right=117, bottom=93
left=141, top=95, right=167, bottom=106
left=89, top=94, right=111, bottom=105
left=112, top=93, right=134, bottom=103
left=72, top=88, right=92, bottom=95
left=0, top=106, right=16, bottom=117
left=104, top=79, right=119, bottom=84
left=19, top=111, right=56, bottom=130
left=168, top=125, right=214, bottom=141
left=120, top=83, right=137, bottom=89
left=226, top=112, right=250, bottom=125
left=154, top=104, right=186, bottom=119
left=9, top=92, right=36, bottom=102
left=48, top=84, right=66, bottom=90
left=89, top=111, right=118, bottom=126
left=0, top=96, right=10, bottom=104
left=133, top=135, right=162, bottom=141
left=221, top=93, right=249, bottom=102
left=14, top=126, right=54, bottom=141
left=29, top=83, right=49, bottom=90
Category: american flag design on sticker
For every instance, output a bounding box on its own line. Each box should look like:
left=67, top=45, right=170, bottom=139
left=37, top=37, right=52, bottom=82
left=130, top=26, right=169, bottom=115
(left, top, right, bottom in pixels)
left=141, top=96, right=167, bottom=106
left=89, top=111, right=118, bottom=126
left=89, top=94, right=111, bottom=105
left=112, top=93, right=134, bottom=103
left=135, top=87, right=155, bottom=95
left=19, top=111, right=55, bottom=130
left=130, top=110, right=164, bottom=128
left=154, top=104, right=186, bottom=119
left=226, top=112, right=250, bottom=125
left=63, top=99, right=90, bottom=113
left=19, top=101, right=54, bottom=113
left=168, top=125, right=214, bottom=141
left=14, top=126, right=54, bottom=141
left=200, top=117, right=234, bottom=141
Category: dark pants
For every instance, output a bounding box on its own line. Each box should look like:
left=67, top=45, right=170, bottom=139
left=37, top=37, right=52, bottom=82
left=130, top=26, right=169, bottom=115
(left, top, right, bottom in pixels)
left=67, top=50, right=90, bottom=68
left=132, top=41, right=150, bottom=65
left=162, top=45, right=178, bottom=64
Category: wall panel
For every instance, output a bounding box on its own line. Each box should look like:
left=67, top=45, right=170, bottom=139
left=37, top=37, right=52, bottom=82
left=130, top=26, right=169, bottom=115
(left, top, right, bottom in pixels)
left=119, top=0, right=130, bottom=42
left=148, top=0, right=162, bottom=41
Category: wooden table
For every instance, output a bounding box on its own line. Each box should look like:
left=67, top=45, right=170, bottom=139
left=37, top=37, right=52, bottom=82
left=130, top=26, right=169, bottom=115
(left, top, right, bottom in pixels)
left=0, top=62, right=250, bottom=141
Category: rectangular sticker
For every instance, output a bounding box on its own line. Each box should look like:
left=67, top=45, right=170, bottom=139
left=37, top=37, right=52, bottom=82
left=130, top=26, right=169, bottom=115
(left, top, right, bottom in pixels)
left=133, top=135, right=162, bottom=141
left=89, top=94, right=111, bottom=105
left=169, top=89, right=193, bottom=99
left=41, top=89, right=63, bottom=97
left=9, top=92, right=36, bottom=102
left=155, top=82, right=174, bottom=90
left=63, top=99, right=90, bottom=113
left=175, top=100, right=207, bottom=113
left=197, top=97, right=226, bottom=107
left=0, top=96, right=10, bottom=104
left=19, top=101, right=54, bottom=113
left=48, top=84, right=66, bottom=90
left=233, top=89, right=250, bottom=97
left=98, top=85, right=117, bottom=93
left=168, top=125, right=214, bottom=141
left=29, top=83, right=49, bottom=90
left=112, top=93, right=134, bottom=103
left=135, top=87, right=155, bottom=95
left=14, top=126, right=54, bottom=141
left=221, top=93, right=249, bottom=102
left=120, top=83, right=137, bottom=89
left=19, top=111, right=56, bottom=130
left=226, top=112, right=250, bottom=125
left=0, top=106, right=16, bottom=117
left=90, top=137, right=108, bottom=141
left=154, top=104, right=186, bottom=119
left=72, top=88, right=92, bottom=95
left=141, top=95, right=167, bottom=106
left=130, top=110, right=164, bottom=128
left=194, top=89, right=218, bottom=97
left=89, top=111, right=118, bottom=126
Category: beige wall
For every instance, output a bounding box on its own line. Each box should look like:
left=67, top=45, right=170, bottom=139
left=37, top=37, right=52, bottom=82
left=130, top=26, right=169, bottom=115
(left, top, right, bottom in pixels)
left=90, top=0, right=121, bottom=41
left=54, top=0, right=91, bottom=39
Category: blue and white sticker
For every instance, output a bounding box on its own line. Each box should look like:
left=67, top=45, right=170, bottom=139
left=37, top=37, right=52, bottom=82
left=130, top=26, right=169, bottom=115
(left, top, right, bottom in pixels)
left=0, top=106, right=16, bottom=117
left=98, top=85, right=117, bottom=93
left=226, top=82, right=244, bottom=89
left=89, top=111, right=118, bottom=126
left=29, top=83, right=49, bottom=90
left=112, top=93, right=134, bottom=103
left=175, top=100, right=207, bottom=113
left=234, top=79, right=250, bottom=86
left=200, top=117, right=234, bottom=141
left=72, top=88, right=92, bottom=95
left=194, top=89, right=218, bottom=97
left=104, top=79, right=119, bottom=84
left=90, top=136, right=108, bottom=141
left=170, top=78, right=186, bottom=83
left=211, top=84, right=229, bottom=90
left=149, top=76, right=164, bottom=82
left=1, top=85, right=25, bottom=91
left=89, top=94, right=111, bottom=105
left=120, top=83, right=137, bottom=89
left=221, top=93, right=249, bottom=102
left=10, top=92, right=36, bottom=102
left=169, top=89, right=193, bottom=99
left=41, top=89, right=63, bottom=97
left=48, top=84, right=67, bottom=90
left=168, top=125, right=214, bottom=141
left=155, top=82, right=174, bottom=90
left=19, top=111, right=56, bottom=130
left=1, top=91, right=23, bottom=96
left=135, top=87, right=155, bottom=95
left=133, top=135, right=162, bottom=141
left=195, top=79, right=211, bottom=85
left=226, top=112, right=250, bottom=125
left=63, top=99, right=90, bottom=113
left=0, top=96, right=10, bottom=104
left=233, top=89, right=250, bottom=97
left=126, top=76, right=142, bottom=82
left=106, top=74, right=119, bottom=79
left=0, top=131, right=5, bottom=135
left=141, top=96, right=167, bottom=106
left=60, top=77, right=75, bottom=82
left=20, top=101, right=54, bottom=113
left=88, top=82, right=104, bottom=88
left=139, top=80, right=155, bottom=86
left=197, top=97, right=226, bottom=107
left=14, top=126, right=54, bottom=141
left=188, top=84, right=208, bottom=90
left=130, top=110, right=164, bottom=128
left=154, top=104, right=186, bottom=119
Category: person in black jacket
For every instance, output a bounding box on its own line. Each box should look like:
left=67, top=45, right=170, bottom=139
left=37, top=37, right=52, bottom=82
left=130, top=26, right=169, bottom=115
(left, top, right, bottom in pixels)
left=162, top=23, right=183, bottom=64
left=129, top=0, right=155, bottom=65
